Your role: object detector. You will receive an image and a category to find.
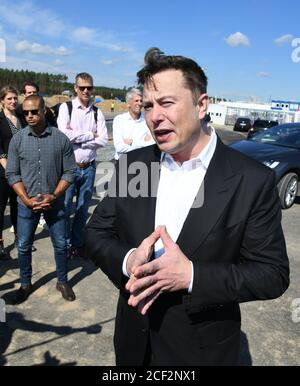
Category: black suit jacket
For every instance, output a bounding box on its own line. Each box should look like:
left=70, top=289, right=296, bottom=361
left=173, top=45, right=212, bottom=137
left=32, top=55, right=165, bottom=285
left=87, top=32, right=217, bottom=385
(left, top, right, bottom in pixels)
left=85, top=138, right=289, bottom=366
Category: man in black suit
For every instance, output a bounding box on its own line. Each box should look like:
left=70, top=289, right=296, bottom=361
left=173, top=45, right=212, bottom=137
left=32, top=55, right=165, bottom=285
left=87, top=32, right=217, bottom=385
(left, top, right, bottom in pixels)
left=85, top=48, right=289, bottom=366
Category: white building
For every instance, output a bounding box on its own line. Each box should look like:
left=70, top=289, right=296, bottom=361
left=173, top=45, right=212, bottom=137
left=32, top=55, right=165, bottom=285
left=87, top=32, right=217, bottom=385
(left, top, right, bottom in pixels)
left=215, top=100, right=297, bottom=125
left=207, top=104, right=227, bottom=125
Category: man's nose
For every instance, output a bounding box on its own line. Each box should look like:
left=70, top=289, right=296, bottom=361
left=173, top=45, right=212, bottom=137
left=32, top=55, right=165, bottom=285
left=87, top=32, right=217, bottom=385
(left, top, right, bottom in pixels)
left=149, top=105, right=165, bottom=122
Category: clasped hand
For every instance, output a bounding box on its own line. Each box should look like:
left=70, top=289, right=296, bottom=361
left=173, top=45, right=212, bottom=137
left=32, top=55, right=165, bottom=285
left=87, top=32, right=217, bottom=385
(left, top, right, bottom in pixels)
left=24, top=194, right=54, bottom=212
left=125, top=225, right=192, bottom=315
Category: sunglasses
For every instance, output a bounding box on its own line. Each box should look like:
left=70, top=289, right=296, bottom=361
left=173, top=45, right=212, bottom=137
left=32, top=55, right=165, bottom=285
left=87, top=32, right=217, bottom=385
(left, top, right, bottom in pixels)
left=77, top=86, right=93, bottom=92
left=23, top=109, right=40, bottom=116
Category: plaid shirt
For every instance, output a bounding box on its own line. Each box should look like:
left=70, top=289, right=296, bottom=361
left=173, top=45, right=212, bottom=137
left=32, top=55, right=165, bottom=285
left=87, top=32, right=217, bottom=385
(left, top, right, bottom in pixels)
left=6, top=125, right=76, bottom=198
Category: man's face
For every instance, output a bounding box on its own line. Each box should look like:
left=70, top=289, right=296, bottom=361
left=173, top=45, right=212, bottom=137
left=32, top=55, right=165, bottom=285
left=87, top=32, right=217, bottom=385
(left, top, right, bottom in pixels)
left=127, top=94, right=143, bottom=116
left=143, top=69, right=208, bottom=162
left=24, top=85, right=38, bottom=97
left=74, top=77, right=94, bottom=104
left=23, top=99, right=45, bottom=128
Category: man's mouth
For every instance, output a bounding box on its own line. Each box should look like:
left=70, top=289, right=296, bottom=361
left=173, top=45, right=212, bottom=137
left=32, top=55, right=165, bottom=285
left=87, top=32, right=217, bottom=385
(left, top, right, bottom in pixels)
left=153, top=129, right=173, bottom=142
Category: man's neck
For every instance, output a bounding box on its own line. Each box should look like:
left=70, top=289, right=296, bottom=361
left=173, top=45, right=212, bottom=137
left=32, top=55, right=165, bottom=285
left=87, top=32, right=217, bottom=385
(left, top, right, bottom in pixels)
left=31, top=123, right=47, bottom=135
left=129, top=110, right=141, bottom=120
left=78, top=97, right=91, bottom=109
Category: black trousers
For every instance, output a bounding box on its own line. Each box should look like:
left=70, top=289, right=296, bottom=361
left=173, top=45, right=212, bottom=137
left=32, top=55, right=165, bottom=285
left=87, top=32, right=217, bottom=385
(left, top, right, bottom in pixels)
left=0, top=177, right=17, bottom=239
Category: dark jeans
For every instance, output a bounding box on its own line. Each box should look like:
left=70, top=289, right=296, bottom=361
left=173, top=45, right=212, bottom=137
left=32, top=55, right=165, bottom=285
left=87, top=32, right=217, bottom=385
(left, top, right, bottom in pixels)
left=17, top=199, right=68, bottom=285
left=0, top=177, right=17, bottom=238
left=64, top=162, right=96, bottom=248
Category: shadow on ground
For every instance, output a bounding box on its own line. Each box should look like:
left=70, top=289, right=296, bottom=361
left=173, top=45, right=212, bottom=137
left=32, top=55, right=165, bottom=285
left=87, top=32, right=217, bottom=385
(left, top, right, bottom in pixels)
left=0, top=312, right=115, bottom=366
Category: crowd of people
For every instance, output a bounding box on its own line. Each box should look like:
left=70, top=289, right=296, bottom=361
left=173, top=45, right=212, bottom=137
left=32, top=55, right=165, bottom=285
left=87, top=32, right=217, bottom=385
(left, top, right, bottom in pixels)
left=0, top=74, right=153, bottom=304
left=0, top=48, right=290, bottom=366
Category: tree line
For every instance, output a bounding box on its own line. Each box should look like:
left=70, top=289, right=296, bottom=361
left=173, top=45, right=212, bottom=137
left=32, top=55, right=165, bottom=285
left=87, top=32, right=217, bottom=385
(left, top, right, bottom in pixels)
left=0, top=68, right=128, bottom=100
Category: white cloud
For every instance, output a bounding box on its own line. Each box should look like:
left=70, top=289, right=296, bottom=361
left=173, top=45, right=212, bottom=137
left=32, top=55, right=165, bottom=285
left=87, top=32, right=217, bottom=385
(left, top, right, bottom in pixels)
left=0, top=0, right=65, bottom=37
left=225, top=32, right=250, bottom=47
left=274, top=34, right=294, bottom=46
left=101, top=59, right=114, bottom=65
left=257, top=72, right=270, bottom=78
left=71, top=27, right=133, bottom=52
left=72, top=27, right=98, bottom=43
left=15, top=40, right=71, bottom=56
left=6, top=55, right=66, bottom=73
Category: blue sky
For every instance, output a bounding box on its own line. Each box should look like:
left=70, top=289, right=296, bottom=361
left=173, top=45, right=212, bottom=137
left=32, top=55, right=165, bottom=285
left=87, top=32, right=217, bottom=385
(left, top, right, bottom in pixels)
left=0, top=0, right=299, bottom=102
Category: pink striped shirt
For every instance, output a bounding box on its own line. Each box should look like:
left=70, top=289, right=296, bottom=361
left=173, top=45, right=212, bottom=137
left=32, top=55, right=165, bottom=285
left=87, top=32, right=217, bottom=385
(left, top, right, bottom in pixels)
left=57, top=97, right=108, bottom=163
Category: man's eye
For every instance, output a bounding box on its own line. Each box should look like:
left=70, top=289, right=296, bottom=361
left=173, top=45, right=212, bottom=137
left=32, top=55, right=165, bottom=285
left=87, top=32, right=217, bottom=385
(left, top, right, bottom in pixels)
left=162, top=101, right=172, bottom=107
left=143, top=105, right=152, bottom=111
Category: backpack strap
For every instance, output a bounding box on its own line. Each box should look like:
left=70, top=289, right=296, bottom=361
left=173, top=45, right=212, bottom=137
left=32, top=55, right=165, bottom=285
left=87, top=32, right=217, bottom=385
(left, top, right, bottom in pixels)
left=65, top=101, right=97, bottom=124
left=92, top=105, right=98, bottom=124
left=66, top=101, right=73, bottom=122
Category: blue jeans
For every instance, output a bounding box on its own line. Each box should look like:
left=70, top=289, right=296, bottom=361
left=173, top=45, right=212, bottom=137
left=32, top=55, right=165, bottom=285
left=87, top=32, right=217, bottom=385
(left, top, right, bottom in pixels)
left=17, top=198, right=68, bottom=285
left=64, top=162, right=96, bottom=249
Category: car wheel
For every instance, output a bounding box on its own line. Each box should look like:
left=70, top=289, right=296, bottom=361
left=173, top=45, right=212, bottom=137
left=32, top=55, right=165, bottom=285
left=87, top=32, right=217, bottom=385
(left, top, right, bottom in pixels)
left=277, top=173, right=298, bottom=209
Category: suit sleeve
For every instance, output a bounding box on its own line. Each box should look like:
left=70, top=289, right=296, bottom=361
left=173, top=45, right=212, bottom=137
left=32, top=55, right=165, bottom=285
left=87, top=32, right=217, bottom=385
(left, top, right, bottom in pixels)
left=85, top=168, right=134, bottom=289
left=186, top=170, right=289, bottom=311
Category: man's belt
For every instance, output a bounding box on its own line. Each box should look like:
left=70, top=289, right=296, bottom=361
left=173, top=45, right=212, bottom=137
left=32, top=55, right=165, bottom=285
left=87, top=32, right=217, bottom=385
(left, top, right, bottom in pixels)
left=76, top=161, right=95, bottom=169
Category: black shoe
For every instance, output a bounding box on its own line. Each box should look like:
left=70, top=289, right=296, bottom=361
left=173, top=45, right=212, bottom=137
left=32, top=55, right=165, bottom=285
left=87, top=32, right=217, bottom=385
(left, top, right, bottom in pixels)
left=56, top=282, right=76, bottom=301
left=13, top=284, right=34, bottom=305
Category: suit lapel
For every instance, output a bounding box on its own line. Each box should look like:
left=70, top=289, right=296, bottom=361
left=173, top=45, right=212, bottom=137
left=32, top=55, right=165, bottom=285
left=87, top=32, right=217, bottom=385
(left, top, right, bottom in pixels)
left=177, top=138, right=242, bottom=257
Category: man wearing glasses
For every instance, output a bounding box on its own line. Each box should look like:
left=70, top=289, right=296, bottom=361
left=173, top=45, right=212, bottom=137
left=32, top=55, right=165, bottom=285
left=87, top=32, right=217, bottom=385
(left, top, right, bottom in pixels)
left=6, top=95, right=76, bottom=304
left=57, top=73, right=108, bottom=259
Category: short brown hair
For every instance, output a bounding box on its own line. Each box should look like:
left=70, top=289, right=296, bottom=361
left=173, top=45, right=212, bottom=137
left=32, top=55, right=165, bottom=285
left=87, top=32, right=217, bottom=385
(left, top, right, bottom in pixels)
left=137, top=47, right=208, bottom=104
left=75, top=72, right=94, bottom=85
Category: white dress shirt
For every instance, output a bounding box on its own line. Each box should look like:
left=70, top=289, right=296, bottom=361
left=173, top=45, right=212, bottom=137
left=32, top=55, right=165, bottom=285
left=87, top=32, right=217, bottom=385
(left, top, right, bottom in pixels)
left=113, top=112, right=155, bottom=160
left=123, top=128, right=217, bottom=293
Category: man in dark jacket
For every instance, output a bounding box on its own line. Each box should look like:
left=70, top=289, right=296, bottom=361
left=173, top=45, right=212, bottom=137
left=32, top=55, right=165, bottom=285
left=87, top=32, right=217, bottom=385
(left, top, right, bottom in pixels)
left=85, top=48, right=289, bottom=366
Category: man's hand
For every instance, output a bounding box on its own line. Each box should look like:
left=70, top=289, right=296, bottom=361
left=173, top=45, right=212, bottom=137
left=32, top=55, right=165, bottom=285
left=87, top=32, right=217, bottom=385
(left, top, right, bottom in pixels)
left=23, top=194, right=54, bottom=212
left=126, top=226, right=192, bottom=315
left=126, top=228, right=161, bottom=277
left=123, top=138, right=133, bottom=145
left=144, top=133, right=152, bottom=142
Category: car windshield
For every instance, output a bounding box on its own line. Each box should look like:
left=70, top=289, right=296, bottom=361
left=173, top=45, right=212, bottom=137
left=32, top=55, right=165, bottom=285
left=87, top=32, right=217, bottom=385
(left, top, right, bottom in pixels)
left=248, top=125, right=300, bottom=149
left=253, top=120, right=277, bottom=128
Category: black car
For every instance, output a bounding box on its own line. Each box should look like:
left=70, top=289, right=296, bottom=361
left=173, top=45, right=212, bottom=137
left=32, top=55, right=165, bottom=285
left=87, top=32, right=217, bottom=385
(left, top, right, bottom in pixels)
left=247, top=119, right=278, bottom=139
left=230, top=123, right=300, bottom=209
left=233, top=117, right=252, bottom=132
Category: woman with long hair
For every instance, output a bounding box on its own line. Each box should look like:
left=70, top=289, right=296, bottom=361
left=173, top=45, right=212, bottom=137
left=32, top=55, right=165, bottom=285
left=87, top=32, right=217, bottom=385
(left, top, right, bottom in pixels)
left=0, top=85, right=26, bottom=258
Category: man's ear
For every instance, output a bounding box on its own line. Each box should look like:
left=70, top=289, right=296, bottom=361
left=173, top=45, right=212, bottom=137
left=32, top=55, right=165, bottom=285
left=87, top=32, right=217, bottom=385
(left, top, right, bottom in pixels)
left=197, top=94, right=209, bottom=120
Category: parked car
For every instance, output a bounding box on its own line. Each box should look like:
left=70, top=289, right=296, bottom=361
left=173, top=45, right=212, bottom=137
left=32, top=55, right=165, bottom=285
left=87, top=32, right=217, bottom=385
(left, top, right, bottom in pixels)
left=247, top=119, right=278, bottom=139
left=233, top=117, right=252, bottom=132
left=230, top=123, right=300, bottom=209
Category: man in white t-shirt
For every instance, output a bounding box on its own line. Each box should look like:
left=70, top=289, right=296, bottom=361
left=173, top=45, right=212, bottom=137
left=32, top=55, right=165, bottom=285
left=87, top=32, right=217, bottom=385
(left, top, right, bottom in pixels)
left=113, top=88, right=154, bottom=160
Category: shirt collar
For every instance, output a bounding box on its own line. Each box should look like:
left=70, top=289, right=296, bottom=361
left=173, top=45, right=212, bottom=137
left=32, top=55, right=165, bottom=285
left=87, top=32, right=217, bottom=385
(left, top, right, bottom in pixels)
left=27, top=125, right=52, bottom=137
left=126, top=111, right=144, bottom=122
left=161, top=127, right=217, bottom=171
left=74, top=96, right=94, bottom=111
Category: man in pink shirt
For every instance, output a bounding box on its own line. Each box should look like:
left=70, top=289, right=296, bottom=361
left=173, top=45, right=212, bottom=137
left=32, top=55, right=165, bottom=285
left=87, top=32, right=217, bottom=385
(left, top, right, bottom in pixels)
left=57, top=72, right=108, bottom=258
